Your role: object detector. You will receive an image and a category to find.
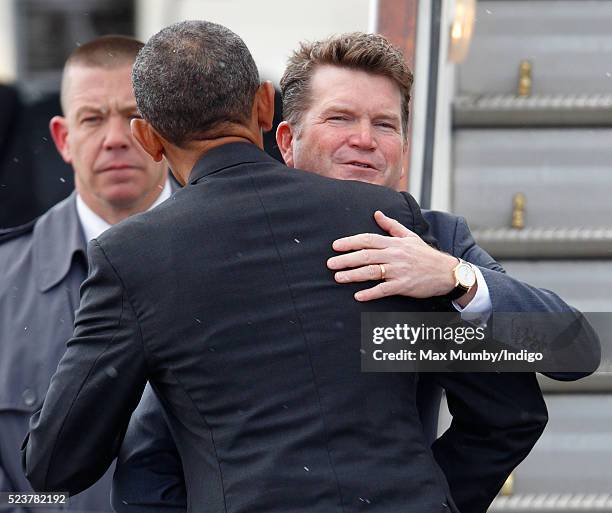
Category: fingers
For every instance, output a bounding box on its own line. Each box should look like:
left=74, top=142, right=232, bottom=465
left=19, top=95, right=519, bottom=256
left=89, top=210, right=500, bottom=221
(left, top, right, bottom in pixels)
left=374, top=210, right=415, bottom=238
left=328, top=211, right=421, bottom=302
left=354, top=282, right=393, bottom=302
left=332, top=211, right=416, bottom=253
left=328, top=249, right=386, bottom=271
left=332, top=232, right=392, bottom=252
left=334, top=264, right=384, bottom=284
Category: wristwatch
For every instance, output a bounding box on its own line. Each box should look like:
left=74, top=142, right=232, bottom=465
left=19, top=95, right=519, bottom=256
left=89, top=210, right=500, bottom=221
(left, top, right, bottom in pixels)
left=446, top=258, right=476, bottom=301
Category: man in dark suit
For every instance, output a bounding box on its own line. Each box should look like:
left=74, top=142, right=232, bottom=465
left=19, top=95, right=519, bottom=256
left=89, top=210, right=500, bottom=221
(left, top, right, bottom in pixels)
left=109, top=31, right=600, bottom=513
left=0, top=36, right=170, bottom=513
left=276, top=31, right=598, bottom=435
left=23, top=21, right=547, bottom=513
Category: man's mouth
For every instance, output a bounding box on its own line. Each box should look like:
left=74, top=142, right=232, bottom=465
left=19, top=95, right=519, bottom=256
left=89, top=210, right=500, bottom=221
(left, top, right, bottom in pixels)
left=345, top=161, right=375, bottom=169
left=100, top=162, right=138, bottom=173
left=101, top=163, right=138, bottom=172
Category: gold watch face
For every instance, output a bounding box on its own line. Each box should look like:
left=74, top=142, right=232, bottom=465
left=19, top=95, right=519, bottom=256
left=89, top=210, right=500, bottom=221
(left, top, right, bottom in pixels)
left=456, top=263, right=476, bottom=288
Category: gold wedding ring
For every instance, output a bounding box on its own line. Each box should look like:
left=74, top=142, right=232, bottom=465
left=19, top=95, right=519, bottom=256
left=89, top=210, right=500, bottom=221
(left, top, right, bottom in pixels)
left=379, top=264, right=386, bottom=281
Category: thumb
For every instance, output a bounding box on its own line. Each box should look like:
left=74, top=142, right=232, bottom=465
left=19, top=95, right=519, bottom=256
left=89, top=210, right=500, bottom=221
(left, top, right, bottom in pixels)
left=374, top=210, right=415, bottom=238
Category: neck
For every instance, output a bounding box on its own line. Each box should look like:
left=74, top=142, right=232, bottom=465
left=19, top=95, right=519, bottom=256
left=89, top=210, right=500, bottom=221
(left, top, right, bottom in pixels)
left=163, top=125, right=264, bottom=185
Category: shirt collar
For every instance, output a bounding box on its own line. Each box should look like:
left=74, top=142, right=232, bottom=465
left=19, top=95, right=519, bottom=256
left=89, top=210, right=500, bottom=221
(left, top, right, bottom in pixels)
left=188, top=142, right=277, bottom=184
left=76, top=179, right=172, bottom=241
left=34, top=181, right=173, bottom=292
left=33, top=193, right=87, bottom=292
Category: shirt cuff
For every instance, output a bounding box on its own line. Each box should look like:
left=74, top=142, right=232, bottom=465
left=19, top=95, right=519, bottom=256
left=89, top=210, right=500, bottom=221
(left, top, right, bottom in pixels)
left=452, top=266, right=492, bottom=326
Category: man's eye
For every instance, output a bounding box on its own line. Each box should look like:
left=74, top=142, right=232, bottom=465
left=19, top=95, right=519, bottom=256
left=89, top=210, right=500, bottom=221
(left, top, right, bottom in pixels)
left=82, top=116, right=102, bottom=125
left=376, top=122, right=397, bottom=130
left=327, top=115, right=349, bottom=122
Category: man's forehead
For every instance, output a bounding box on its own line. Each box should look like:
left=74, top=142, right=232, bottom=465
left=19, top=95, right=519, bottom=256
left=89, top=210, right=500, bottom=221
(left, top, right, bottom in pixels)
left=307, top=65, right=402, bottom=113
left=310, top=64, right=398, bottom=86
left=63, top=63, right=136, bottom=110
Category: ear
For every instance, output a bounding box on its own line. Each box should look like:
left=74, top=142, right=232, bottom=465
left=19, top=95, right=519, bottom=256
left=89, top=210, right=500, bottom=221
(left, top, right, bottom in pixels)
left=131, top=118, right=164, bottom=162
left=276, top=121, right=296, bottom=167
left=49, top=116, right=72, bottom=164
left=256, top=81, right=275, bottom=132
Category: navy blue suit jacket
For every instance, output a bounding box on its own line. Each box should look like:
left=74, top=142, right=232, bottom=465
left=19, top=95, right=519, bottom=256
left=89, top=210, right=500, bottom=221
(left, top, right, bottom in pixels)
left=417, top=210, right=595, bottom=446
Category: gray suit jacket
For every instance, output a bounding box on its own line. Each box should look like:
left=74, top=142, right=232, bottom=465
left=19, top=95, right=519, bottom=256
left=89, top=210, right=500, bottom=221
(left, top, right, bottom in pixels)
left=111, top=208, right=588, bottom=513
left=0, top=193, right=114, bottom=513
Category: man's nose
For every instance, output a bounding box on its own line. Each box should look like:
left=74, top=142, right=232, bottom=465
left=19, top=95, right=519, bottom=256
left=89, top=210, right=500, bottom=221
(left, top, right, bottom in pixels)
left=348, top=120, right=377, bottom=150
left=103, top=116, right=131, bottom=150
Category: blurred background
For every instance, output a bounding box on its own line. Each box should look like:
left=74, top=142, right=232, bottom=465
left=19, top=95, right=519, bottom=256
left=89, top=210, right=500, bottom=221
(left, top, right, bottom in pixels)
left=0, top=0, right=611, bottom=510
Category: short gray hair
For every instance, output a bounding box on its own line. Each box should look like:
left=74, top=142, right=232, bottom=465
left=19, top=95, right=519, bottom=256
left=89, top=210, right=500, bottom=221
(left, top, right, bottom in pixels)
left=132, top=20, right=260, bottom=147
left=61, top=35, right=143, bottom=114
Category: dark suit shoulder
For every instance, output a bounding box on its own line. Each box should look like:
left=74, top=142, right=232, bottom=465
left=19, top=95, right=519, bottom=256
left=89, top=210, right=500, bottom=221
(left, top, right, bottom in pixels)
left=421, top=209, right=461, bottom=222
left=421, top=209, right=462, bottom=233
left=421, top=210, right=460, bottom=254
left=95, top=195, right=176, bottom=250
left=92, top=197, right=180, bottom=276
left=284, top=168, right=427, bottom=234
left=289, top=166, right=402, bottom=201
